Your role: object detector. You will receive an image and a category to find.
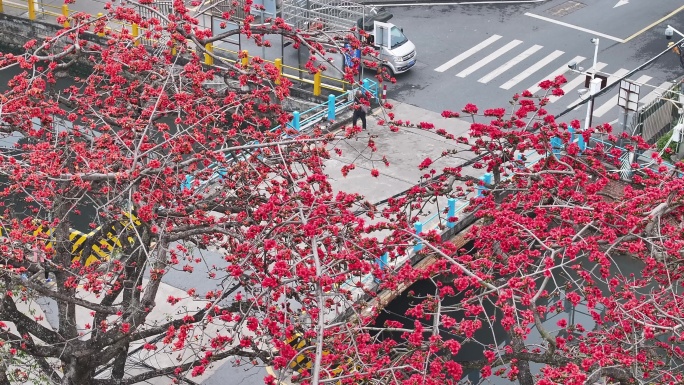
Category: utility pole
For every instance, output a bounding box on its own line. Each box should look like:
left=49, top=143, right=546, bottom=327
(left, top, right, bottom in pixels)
left=584, top=38, right=600, bottom=131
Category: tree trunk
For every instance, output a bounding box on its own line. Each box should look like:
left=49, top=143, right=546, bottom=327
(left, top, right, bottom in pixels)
left=511, top=334, right=535, bottom=385
left=61, top=358, right=95, bottom=385
left=111, top=343, right=129, bottom=380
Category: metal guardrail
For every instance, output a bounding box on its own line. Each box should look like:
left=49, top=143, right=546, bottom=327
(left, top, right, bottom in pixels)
left=419, top=150, right=546, bottom=233
left=589, top=136, right=681, bottom=175
left=1, top=0, right=354, bottom=93
left=183, top=77, right=376, bottom=189
left=631, top=82, right=681, bottom=145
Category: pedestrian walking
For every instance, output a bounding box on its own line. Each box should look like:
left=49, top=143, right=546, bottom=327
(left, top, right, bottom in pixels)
left=31, top=246, right=51, bottom=282
left=352, top=90, right=369, bottom=130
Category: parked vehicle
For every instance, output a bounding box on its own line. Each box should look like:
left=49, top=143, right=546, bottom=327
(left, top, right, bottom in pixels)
left=356, top=9, right=416, bottom=75
left=281, top=0, right=416, bottom=75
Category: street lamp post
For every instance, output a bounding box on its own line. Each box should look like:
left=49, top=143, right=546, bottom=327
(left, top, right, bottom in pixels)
left=584, top=38, right=601, bottom=131
left=666, top=25, right=684, bottom=69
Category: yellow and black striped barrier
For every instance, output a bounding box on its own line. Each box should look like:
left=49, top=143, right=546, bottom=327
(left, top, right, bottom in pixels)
left=286, top=334, right=352, bottom=380
left=0, top=211, right=142, bottom=267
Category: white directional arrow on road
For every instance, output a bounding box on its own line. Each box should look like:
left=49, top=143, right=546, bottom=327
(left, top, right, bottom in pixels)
left=614, top=0, right=629, bottom=8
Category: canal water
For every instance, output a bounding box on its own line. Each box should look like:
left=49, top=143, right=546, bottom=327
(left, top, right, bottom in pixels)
left=373, top=241, right=647, bottom=384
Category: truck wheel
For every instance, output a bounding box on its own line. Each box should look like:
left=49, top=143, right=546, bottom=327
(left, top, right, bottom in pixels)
left=381, top=64, right=394, bottom=77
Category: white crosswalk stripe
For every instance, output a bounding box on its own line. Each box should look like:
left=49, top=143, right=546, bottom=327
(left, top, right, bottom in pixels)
left=566, top=68, right=630, bottom=108
left=500, top=50, right=564, bottom=90
left=549, top=62, right=608, bottom=103
left=593, top=75, right=652, bottom=117
left=456, top=40, right=523, bottom=78
left=526, top=55, right=585, bottom=95
left=434, top=35, right=666, bottom=117
left=638, top=82, right=673, bottom=106
left=434, top=35, right=502, bottom=73
left=478, top=45, right=543, bottom=84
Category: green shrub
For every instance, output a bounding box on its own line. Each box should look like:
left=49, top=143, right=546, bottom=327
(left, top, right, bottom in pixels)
left=656, top=130, right=678, bottom=163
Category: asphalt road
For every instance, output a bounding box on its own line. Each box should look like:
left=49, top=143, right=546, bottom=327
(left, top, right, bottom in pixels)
left=385, top=0, right=684, bottom=127
left=26, top=0, right=684, bottom=129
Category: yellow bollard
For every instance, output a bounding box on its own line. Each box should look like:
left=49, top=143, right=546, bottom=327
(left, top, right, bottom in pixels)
left=28, top=0, right=35, bottom=20
left=132, top=23, right=140, bottom=46
left=97, top=13, right=105, bottom=37
left=274, top=58, right=283, bottom=85
left=0, top=0, right=4, bottom=14
left=313, top=72, right=322, bottom=96
left=241, top=50, right=249, bottom=68
left=62, top=4, right=69, bottom=28
left=204, top=43, right=214, bottom=66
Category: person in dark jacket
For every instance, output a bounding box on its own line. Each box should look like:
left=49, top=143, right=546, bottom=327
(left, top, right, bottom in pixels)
left=352, top=91, right=368, bottom=130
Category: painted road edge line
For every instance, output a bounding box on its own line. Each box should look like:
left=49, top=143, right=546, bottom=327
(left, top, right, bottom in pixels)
left=524, top=13, right=625, bottom=43
left=623, top=5, right=684, bottom=43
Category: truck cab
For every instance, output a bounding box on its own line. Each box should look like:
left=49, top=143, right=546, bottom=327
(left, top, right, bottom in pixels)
left=357, top=10, right=416, bottom=75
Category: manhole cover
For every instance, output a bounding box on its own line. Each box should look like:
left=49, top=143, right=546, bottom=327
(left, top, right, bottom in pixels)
left=546, top=1, right=586, bottom=17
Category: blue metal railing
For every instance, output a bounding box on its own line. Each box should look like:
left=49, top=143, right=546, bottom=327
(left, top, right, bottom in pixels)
left=418, top=150, right=546, bottom=234
left=182, top=79, right=375, bottom=191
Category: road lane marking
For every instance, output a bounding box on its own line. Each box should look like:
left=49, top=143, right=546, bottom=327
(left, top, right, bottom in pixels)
left=526, top=55, right=585, bottom=95
left=565, top=68, right=630, bottom=108
left=499, top=50, right=564, bottom=90
left=524, top=13, right=625, bottom=43
left=478, top=44, right=543, bottom=83
left=434, top=35, right=502, bottom=73
left=456, top=40, right=523, bottom=78
left=593, top=75, right=651, bottom=117
left=638, top=81, right=673, bottom=106
left=623, top=5, right=684, bottom=43
left=549, top=62, right=607, bottom=103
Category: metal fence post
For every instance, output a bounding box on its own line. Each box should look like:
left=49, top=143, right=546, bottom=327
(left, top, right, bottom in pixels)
left=373, top=252, right=389, bottom=283
left=241, top=50, right=249, bottom=68
left=477, top=173, right=492, bottom=197
left=551, top=137, right=562, bottom=156
left=413, top=222, right=423, bottom=252
left=327, top=94, right=336, bottom=121
left=377, top=252, right=388, bottom=270
left=292, top=111, right=300, bottom=131
left=204, top=43, right=213, bottom=65
left=483, top=172, right=492, bottom=185
left=96, top=13, right=105, bottom=36
left=447, top=198, right=456, bottom=228
left=313, top=72, right=322, bottom=96
left=61, top=4, right=69, bottom=27
left=132, top=23, right=139, bottom=46
left=274, top=58, right=282, bottom=85
left=28, top=0, right=35, bottom=20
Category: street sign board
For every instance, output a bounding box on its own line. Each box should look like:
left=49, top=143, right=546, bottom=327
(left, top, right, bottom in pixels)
left=618, top=80, right=640, bottom=112
left=584, top=73, right=608, bottom=89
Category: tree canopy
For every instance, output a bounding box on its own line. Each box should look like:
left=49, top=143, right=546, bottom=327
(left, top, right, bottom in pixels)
left=0, top=1, right=683, bottom=385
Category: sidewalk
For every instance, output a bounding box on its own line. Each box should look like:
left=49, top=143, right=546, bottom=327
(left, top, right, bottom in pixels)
left=326, top=98, right=477, bottom=224
left=322, top=98, right=482, bottom=311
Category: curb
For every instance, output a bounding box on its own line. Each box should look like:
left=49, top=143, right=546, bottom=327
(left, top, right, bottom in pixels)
left=360, top=0, right=549, bottom=6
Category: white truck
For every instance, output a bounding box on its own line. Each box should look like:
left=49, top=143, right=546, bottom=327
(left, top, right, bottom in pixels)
left=281, top=0, right=416, bottom=75
left=355, top=9, right=416, bottom=75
